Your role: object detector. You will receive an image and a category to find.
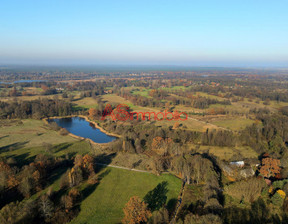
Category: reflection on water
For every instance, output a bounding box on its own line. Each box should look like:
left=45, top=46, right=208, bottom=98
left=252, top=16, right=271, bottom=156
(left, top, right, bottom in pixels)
left=48, top=117, right=116, bottom=143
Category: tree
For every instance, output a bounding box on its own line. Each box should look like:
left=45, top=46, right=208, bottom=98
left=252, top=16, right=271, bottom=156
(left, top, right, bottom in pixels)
left=184, top=213, right=222, bottom=224
left=18, top=176, right=34, bottom=198
left=0, top=201, right=35, bottom=224
left=69, top=188, right=81, bottom=203
left=122, top=196, right=152, bottom=224
left=0, top=202, right=20, bottom=223
left=88, top=108, right=98, bottom=119
left=151, top=137, right=172, bottom=156
left=61, top=195, right=73, bottom=211
left=259, top=157, right=281, bottom=178
left=0, top=161, right=18, bottom=190
left=172, top=122, right=180, bottom=129
left=68, top=167, right=83, bottom=187
left=224, top=177, right=266, bottom=203
left=150, top=207, right=169, bottom=224
left=82, top=154, right=95, bottom=177
left=38, top=195, right=54, bottom=221
left=271, top=191, right=284, bottom=207
left=74, top=154, right=83, bottom=167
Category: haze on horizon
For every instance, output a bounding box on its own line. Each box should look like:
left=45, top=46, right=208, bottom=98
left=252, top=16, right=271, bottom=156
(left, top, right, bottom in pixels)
left=0, top=0, right=287, bottom=67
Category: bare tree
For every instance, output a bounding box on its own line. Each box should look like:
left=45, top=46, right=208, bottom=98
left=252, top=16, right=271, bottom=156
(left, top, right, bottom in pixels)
left=38, top=195, right=54, bottom=221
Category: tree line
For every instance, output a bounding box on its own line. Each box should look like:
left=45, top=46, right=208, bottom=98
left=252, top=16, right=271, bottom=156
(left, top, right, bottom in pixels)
left=0, top=99, right=73, bottom=119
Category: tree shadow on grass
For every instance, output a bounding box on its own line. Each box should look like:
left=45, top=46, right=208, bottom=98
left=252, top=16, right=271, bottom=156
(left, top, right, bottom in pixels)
left=94, top=152, right=116, bottom=164
left=94, top=152, right=116, bottom=173
left=48, top=152, right=115, bottom=221
left=77, top=168, right=111, bottom=214
left=81, top=183, right=100, bottom=200
left=45, top=166, right=71, bottom=188
left=80, top=169, right=111, bottom=200
left=7, top=152, right=33, bottom=167
left=144, top=181, right=169, bottom=212
left=0, top=188, right=24, bottom=210
left=52, top=142, right=74, bottom=153
left=167, top=198, right=178, bottom=214
left=0, top=135, right=9, bottom=140
left=0, top=141, right=29, bottom=153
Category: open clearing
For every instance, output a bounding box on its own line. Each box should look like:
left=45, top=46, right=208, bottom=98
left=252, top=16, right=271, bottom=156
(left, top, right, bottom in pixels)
left=190, top=144, right=258, bottom=161
left=0, top=119, right=76, bottom=149
left=101, top=94, right=134, bottom=108
left=70, top=167, right=182, bottom=224
left=72, top=97, right=98, bottom=109
left=210, top=117, right=254, bottom=131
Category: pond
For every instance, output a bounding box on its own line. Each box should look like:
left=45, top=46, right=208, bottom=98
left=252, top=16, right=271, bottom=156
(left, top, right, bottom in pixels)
left=48, top=117, right=116, bottom=143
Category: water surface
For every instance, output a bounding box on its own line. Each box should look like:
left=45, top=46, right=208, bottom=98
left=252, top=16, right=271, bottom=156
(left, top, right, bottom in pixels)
left=0, top=80, right=47, bottom=84
left=49, top=117, right=116, bottom=143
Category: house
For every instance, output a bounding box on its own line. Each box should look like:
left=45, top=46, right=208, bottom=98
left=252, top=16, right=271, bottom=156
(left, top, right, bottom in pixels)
left=229, top=161, right=245, bottom=168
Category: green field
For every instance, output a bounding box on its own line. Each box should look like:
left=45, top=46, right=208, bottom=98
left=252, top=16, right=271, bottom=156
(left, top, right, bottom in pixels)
left=72, top=97, right=98, bottom=109
left=0, top=119, right=93, bottom=166
left=131, top=88, right=151, bottom=97
left=101, top=94, right=135, bottom=109
left=211, top=117, right=254, bottom=131
left=192, top=144, right=258, bottom=161
left=70, top=168, right=182, bottom=224
left=0, top=118, right=182, bottom=224
left=0, top=119, right=76, bottom=149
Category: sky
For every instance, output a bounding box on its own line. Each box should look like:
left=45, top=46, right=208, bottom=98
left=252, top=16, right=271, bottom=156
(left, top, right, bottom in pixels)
left=0, top=0, right=287, bottom=67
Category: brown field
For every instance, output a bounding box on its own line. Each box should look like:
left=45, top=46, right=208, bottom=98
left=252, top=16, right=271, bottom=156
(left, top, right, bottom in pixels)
left=189, top=144, right=258, bottom=161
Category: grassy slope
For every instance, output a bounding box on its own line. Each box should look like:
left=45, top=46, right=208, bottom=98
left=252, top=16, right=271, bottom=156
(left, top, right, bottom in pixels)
left=70, top=167, right=182, bottom=224
left=101, top=94, right=134, bottom=108
left=193, top=145, right=258, bottom=161
left=0, top=119, right=76, bottom=149
left=72, top=97, right=98, bottom=109
left=0, top=119, right=91, bottom=166
left=211, top=117, right=254, bottom=131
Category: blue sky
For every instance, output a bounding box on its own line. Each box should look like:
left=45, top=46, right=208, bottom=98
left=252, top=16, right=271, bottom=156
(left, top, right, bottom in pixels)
left=0, top=0, right=287, bottom=67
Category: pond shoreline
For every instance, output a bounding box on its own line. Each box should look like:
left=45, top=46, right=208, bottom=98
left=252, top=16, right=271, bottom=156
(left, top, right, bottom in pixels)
left=42, top=115, right=121, bottom=145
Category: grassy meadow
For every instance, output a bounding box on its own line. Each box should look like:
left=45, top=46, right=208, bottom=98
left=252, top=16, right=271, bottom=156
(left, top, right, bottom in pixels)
left=0, top=118, right=181, bottom=224
left=210, top=117, right=254, bottom=131
left=70, top=167, right=182, bottom=224
left=191, top=144, right=258, bottom=161
left=0, top=119, right=93, bottom=166
left=0, top=119, right=76, bottom=149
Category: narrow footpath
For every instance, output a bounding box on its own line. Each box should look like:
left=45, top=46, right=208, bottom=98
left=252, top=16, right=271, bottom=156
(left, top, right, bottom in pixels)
left=95, top=162, right=151, bottom=173
left=170, top=180, right=186, bottom=224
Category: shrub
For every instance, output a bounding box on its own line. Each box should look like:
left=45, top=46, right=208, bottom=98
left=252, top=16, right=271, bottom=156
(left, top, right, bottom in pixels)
left=59, top=128, right=69, bottom=136
left=271, top=191, right=284, bottom=206
left=224, top=177, right=266, bottom=203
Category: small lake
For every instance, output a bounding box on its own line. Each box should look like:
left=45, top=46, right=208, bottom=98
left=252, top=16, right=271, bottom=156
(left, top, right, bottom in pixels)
left=48, top=117, right=116, bottom=143
left=0, top=80, right=47, bottom=84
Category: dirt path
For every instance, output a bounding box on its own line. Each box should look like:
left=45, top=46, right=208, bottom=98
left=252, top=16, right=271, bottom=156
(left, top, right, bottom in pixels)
left=170, top=180, right=186, bottom=224
left=187, top=116, right=230, bottom=131
left=95, top=162, right=151, bottom=173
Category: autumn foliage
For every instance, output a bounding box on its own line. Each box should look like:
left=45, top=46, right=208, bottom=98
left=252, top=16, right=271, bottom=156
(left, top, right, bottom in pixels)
left=151, top=137, right=172, bottom=155
left=122, top=196, right=152, bottom=224
left=259, top=157, right=281, bottom=178
left=172, top=122, right=180, bottom=129
left=0, top=161, right=18, bottom=189
left=88, top=108, right=98, bottom=119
